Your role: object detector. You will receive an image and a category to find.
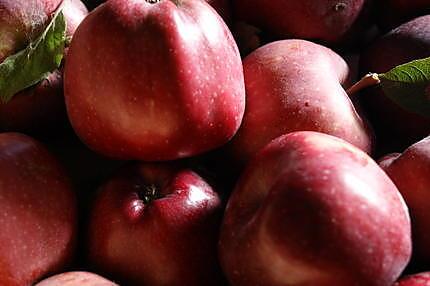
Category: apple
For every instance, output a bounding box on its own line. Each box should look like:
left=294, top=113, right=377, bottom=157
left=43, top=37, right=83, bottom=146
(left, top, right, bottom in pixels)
left=87, top=162, right=224, bottom=285
left=376, top=0, right=430, bottom=31
left=228, top=39, right=373, bottom=166
left=393, top=272, right=430, bottom=285
left=232, top=0, right=372, bottom=46
left=0, top=133, right=77, bottom=286
left=220, top=131, right=411, bottom=286
left=35, top=271, right=118, bottom=286
left=0, top=0, right=88, bottom=134
left=378, top=136, right=430, bottom=265
left=65, top=0, right=245, bottom=161
left=359, top=15, right=430, bottom=155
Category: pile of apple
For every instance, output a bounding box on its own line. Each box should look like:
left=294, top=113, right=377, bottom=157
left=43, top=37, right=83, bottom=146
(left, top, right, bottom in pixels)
left=1, top=0, right=430, bottom=285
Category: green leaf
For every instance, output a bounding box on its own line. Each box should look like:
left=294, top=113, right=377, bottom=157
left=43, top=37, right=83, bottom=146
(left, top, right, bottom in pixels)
left=0, top=7, right=66, bottom=103
left=379, top=57, right=430, bottom=118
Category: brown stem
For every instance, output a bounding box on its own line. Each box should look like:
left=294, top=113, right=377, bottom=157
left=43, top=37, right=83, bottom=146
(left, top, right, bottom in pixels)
left=346, top=73, right=381, bottom=97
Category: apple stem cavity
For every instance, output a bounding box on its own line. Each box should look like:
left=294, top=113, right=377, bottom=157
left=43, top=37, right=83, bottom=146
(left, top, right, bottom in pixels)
left=346, top=73, right=381, bottom=96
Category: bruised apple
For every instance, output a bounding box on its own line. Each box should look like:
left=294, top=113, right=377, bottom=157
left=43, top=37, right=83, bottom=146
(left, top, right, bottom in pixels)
left=65, top=0, right=245, bottom=161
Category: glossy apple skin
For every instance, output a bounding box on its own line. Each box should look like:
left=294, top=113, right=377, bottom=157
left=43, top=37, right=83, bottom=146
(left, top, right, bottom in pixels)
left=394, top=272, right=430, bottom=286
left=88, top=163, right=224, bottom=286
left=220, top=131, right=411, bottom=286
left=0, top=0, right=88, bottom=134
left=232, top=0, right=372, bottom=46
left=376, top=0, right=430, bottom=31
left=65, top=0, right=245, bottom=161
left=359, top=16, right=430, bottom=155
left=229, top=40, right=372, bottom=165
left=0, top=133, right=77, bottom=286
left=35, top=272, right=118, bottom=286
left=379, top=136, right=430, bottom=264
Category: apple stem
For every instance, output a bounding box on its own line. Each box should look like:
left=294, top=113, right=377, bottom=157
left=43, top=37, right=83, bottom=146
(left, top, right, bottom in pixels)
left=346, top=73, right=381, bottom=97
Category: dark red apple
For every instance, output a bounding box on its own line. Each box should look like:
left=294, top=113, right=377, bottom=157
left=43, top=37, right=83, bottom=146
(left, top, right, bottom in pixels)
left=394, top=272, right=430, bottom=285
left=228, top=39, right=372, bottom=166
left=35, top=271, right=118, bottom=286
left=220, top=131, right=411, bottom=286
left=65, top=0, right=245, bottom=161
left=359, top=15, right=430, bottom=155
left=376, top=0, right=430, bottom=31
left=88, top=162, right=224, bottom=285
left=0, top=133, right=77, bottom=286
left=232, top=0, right=372, bottom=46
left=379, top=136, right=430, bottom=264
left=0, top=0, right=88, bottom=134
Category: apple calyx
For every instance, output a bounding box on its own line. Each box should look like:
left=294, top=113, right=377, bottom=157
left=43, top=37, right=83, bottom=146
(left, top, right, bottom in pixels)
left=139, top=184, right=162, bottom=204
left=123, top=184, right=163, bottom=222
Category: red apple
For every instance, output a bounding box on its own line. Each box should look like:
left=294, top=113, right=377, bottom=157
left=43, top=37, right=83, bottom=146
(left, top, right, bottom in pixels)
left=376, top=0, right=430, bottom=31
left=359, top=15, right=430, bottom=155
left=228, top=39, right=372, bottom=166
left=35, top=271, right=118, bottom=286
left=88, top=162, right=224, bottom=285
left=394, top=272, right=430, bottom=285
left=379, top=136, right=430, bottom=264
left=65, top=0, right=245, bottom=161
left=0, top=0, right=88, bottom=134
left=232, top=0, right=372, bottom=46
left=0, top=133, right=77, bottom=286
left=220, top=131, right=411, bottom=286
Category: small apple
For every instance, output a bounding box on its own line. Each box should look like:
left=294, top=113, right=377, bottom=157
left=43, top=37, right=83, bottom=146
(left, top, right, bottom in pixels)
left=0, top=133, right=77, bottom=286
left=232, top=0, right=372, bottom=46
left=65, top=0, right=245, bottom=161
left=88, top=162, right=224, bottom=285
left=220, top=131, right=411, bottom=286
left=228, top=39, right=373, bottom=166
left=379, top=136, right=430, bottom=265
left=35, top=271, right=118, bottom=286
left=359, top=15, right=430, bottom=155
left=393, top=272, right=430, bottom=285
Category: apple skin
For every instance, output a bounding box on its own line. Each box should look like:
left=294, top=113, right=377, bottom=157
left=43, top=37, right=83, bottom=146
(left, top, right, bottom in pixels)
left=0, top=133, right=77, bottom=286
left=393, top=272, right=430, bottom=286
left=232, top=0, right=372, bottom=46
left=35, top=271, right=118, bottom=286
left=0, top=0, right=88, bottom=134
left=376, top=0, right=430, bottom=31
left=228, top=39, right=373, bottom=166
left=65, top=0, right=245, bottom=161
left=219, top=131, right=411, bottom=286
left=378, top=136, right=430, bottom=265
left=359, top=15, right=430, bottom=155
left=88, top=162, right=224, bottom=286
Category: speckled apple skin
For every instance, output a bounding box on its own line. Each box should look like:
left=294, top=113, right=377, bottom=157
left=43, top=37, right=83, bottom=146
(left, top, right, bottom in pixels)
left=229, top=40, right=372, bottom=165
left=232, top=0, right=371, bottom=45
left=64, top=0, right=245, bottom=161
left=0, top=133, right=77, bottom=286
left=0, top=0, right=88, bottom=134
left=394, top=272, right=430, bottom=286
left=88, top=163, right=224, bottom=286
left=35, top=271, right=118, bottom=286
left=220, top=131, right=411, bottom=286
left=379, top=136, right=430, bottom=264
left=359, top=16, right=430, bottom=155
